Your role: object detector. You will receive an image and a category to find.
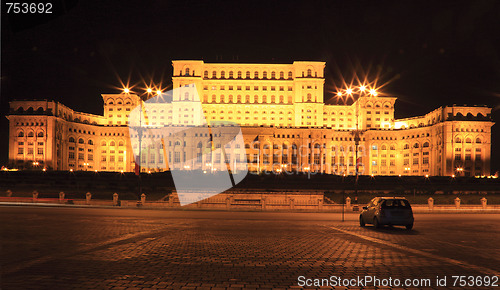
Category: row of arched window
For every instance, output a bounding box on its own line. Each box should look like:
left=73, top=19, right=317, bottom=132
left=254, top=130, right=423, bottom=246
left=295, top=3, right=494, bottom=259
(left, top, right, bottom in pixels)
left=365, top=103, right=391, bottom=109
left=15, top=106, right=45, bottom=114
left=455, top=128, right=485, bottom=132
left=15, top=121, right=45, bottom=126
left=453, top=112, right=487, bottom=118
left=402, top=142, right=431, bottom=150
left=204, top=110, right=294, bottom=115
left=455, top=137, right=482, bottom=144
left=204, top=94, right=293, bottom=104
left=195, top=69, right=318, bottom=79
left=17, top=131, right=44, bottom=138
left=68, top=137, right=93, bottom=145
left=106, top=98, right=133, bottom=105
left=101, top=140, right=125, bottom=147
left=67, top=137, right=128, bottom=146
left=323, top=111, right=354, bottom=116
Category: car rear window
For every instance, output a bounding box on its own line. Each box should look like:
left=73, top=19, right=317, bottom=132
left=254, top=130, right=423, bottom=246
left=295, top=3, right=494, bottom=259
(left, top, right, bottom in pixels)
left=381, top=199, right=411, bottom=208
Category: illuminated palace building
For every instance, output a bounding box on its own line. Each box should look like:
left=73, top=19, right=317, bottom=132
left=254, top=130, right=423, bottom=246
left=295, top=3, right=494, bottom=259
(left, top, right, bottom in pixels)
left=7, top=60, right=494, bottom=176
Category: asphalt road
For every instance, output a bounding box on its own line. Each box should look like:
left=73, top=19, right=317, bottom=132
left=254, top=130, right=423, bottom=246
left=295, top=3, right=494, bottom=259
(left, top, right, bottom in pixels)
left=1, top=206, right=499, bottom=289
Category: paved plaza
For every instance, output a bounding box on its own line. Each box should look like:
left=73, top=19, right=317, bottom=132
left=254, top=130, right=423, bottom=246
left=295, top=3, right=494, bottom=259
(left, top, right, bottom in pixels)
left=1, top=206, right=499, bottom=289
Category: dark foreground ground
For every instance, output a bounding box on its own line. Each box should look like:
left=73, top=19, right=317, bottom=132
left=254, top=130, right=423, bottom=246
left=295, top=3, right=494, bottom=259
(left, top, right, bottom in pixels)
left=1, top=207, right=499, bottom=289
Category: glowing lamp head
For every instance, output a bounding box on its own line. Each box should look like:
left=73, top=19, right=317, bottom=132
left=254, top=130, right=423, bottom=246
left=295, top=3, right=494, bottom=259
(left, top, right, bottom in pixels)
left=369, top=89, right=378, bottom=96
left=123, top=88, right=130, bottom=94
left=346, top=88, right=353, bottom=95
left=156, top=90, right=162, bottom=95
left=336, top=92, right=342, bottom=97
left=146, top=88, right=153, bottom=94
left=360, top=85, right=366, bottom=92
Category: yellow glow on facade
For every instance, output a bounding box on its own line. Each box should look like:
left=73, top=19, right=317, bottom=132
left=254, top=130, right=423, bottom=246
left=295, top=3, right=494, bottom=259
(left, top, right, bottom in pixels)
left=6, top=60, right=493, bottom=177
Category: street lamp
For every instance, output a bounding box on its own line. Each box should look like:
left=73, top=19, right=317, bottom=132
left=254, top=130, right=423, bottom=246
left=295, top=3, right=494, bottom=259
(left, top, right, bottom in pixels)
left=126, top=85, right=159, bottom=199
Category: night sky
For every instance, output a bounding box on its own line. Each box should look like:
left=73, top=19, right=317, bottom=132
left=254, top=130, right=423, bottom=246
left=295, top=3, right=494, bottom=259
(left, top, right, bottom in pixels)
left=2, top=0, right=500, bottom=172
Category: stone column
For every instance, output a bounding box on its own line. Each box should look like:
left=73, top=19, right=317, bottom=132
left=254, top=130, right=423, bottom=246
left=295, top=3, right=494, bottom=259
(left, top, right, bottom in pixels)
left=113, top=193, right=119, bottom=206
left=32, top=190, right=38, bottom=203
left=346, top=197, right=351, bottom=209
left=480, top=197, right=487, bottom=209
left=428, top=197, right=434, bottom=210
left=454, top=197, right=461, bottom=209
left=86, top=192, right=92, bottom=205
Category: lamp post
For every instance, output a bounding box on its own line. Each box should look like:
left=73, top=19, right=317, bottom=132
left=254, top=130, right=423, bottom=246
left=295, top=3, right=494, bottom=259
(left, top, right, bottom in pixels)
left=339, top=85, right=378, bottom=211
left=335, top=84, right=380, bottom=218
left=125, top=86, right=163, bottom=199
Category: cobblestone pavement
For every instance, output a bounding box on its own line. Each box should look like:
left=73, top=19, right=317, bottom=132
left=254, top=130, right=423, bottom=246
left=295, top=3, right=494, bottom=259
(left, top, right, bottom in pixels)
left=1, top=207, right=499, bottom=289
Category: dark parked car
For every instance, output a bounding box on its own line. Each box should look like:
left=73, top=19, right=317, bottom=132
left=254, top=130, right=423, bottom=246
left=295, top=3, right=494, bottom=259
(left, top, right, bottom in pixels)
left=360, top=197, right=414, bottom=230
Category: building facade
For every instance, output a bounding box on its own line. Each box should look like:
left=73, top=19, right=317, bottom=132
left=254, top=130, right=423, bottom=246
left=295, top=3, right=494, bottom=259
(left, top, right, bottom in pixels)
left=6, top=60, right=494, bottom=176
